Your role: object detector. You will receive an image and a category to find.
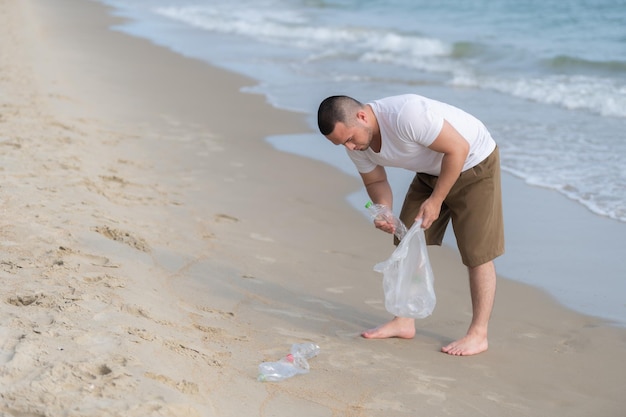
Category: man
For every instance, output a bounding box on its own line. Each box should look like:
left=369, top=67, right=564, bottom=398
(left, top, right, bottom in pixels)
left=317, top=94, right=504, bottom=356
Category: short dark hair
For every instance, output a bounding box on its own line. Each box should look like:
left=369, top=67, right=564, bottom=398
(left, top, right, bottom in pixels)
left=317, top=95, right=363, bottom=136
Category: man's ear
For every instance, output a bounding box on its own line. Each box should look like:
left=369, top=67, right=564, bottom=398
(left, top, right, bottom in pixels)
left=356, top=109, right=368, bottom=122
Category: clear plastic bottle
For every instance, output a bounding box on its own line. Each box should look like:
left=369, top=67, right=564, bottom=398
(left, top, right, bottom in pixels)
left=290, top=342, right=320, bottom=358
left=257, top=343, right=320, bottom=382
left=365, top=201, right=408, bottom=240
left=257, top=354, right=306, bottom=382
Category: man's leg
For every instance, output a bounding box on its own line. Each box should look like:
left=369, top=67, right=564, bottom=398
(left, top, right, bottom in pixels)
left=362, top=261, right=496, bottom=355
left=361, top=173, right=431, bottom=340
left=441, top=260, right=496, bottom=356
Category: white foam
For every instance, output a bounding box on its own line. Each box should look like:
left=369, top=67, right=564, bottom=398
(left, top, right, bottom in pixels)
left=154, top=5, right=451, bottom=58
left=452, top=73, right=626, bottom=118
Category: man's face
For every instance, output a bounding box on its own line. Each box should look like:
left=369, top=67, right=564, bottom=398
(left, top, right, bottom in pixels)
left=325, top=121, right=373, bottom=151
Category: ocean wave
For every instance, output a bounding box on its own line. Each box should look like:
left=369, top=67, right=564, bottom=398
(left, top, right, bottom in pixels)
left=545, top=55, right=626, bottom=76
left=154, top=5, right=450, bottom=57
left=154, top=5, right=626, bottom=120
left=452, top=73, right=626, bottom=118
left=498, top=120, right=626, bottom=224
left=502, top=165, right=626, bottom=223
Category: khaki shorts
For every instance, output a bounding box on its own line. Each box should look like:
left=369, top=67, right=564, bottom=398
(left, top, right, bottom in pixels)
left=398, top=146, right=505, bottom=267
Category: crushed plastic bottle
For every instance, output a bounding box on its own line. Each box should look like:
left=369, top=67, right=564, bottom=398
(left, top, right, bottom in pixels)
left=289, top=342, right=320, bottom=360
left=257, top=355, right=305, bottom=382
left=365, top=201, right=408, bottom=240
left=257, top=343, right=320, bottom=382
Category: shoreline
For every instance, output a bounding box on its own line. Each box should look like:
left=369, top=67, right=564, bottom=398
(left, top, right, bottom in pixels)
left=0, top=0, right=624, bottom=415
left=497, top=172, right=626, bottom=327
left=265, top=131, right=626, bottom=327
left=96, top=0, right=626, bottom=325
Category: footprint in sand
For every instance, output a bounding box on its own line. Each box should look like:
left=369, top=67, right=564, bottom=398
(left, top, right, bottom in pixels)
left=162, top=339, right=225, bottom=367
left=6, top=290, right=82, bottom=313
left=57, top=246, right=119, bottom=268
left=6, top=293, right=40, bottom=307
left=93, top=225, right=151, bottom=253
left=193, top=324, right=225, bottom=336
left=0, top=260, right=23, bottom=273
left=119, top=304, right=153, bottom=320
left=214, top=213, right=238, bottom=223
left=197, top=306, right=235, bottom=319
left=100, top=175, right=128, bottom=186
left=82, top=273, right=125, bottom=288
left=125, top=327, right=156, bottom=342
left=144, top=372, right=199, bottom=395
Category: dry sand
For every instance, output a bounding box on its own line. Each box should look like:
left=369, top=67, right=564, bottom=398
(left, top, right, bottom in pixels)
left=0, top=0, right=624, bottom=416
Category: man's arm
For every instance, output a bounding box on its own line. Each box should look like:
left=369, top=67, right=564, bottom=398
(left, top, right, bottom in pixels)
left=360, top=165, right=398, bottom=234
left=418, top=119, right=470, bottom=229
left=360, top=165, right=392, bottom=207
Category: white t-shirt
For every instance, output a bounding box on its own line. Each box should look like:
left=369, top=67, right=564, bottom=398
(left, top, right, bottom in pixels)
left=347, top=94, right=496, bottom=175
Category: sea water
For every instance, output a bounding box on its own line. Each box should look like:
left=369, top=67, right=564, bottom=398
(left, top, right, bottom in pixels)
left=94, top=0, right=626, bottom=324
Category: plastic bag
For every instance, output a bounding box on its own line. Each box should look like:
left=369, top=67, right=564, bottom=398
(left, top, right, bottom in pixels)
left=373, top=220, right=436, bottom=318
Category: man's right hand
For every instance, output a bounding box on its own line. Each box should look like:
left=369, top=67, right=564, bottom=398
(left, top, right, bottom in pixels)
left=417, top=196, right=442, bottom=230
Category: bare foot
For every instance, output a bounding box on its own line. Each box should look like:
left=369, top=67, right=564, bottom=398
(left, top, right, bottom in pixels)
left=441, top=333, right=488, bottom=356
left=361, top=317, right=416, bottom=339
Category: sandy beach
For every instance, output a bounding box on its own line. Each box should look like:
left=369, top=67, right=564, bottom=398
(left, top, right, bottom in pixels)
left=1, top=0, right=624, bottom=416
